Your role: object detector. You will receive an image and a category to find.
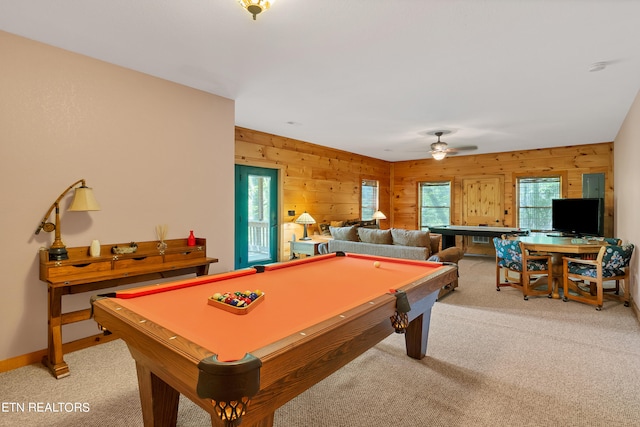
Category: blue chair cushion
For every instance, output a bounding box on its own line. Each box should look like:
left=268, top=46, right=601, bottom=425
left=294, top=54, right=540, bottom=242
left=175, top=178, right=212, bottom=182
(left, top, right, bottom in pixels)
left=494, top=238, right=521, bottom=262
left=567, top=264, right=625, bottom=278
left=494, top=237, right=548, bottom=272
left=568, top=244, right=634, bottom=278
left=526, top=259, right=549, bottom=271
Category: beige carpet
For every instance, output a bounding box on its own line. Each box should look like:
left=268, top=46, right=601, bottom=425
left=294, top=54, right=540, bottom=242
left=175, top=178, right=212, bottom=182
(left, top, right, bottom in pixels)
left=1, top=256, right=639, bottom=427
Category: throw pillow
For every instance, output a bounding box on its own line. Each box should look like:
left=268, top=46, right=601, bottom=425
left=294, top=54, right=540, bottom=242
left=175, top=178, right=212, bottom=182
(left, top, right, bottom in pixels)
left=391, top=228, right=430, bottom=247
left=358, top=228, right=392, bottom=244
left=330, top=226, right=359, bottom=241
left=319, top=223, right=332, bottom=236
left=330, top=220, right=344, bottom=228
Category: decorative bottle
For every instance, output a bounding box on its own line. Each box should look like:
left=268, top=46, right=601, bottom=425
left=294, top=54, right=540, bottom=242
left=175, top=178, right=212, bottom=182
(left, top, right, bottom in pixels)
left=90, top=240, right=101, bottom=257
left=188, top=230, right=196, bottom=246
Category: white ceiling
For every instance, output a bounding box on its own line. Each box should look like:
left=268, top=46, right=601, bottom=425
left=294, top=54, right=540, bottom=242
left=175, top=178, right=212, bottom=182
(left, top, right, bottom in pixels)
left=2, top=0, right=639, bottom=161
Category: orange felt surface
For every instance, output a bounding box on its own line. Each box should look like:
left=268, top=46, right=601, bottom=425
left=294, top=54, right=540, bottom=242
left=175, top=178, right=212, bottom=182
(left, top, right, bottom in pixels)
left=111, top=253, right=444, bottom=362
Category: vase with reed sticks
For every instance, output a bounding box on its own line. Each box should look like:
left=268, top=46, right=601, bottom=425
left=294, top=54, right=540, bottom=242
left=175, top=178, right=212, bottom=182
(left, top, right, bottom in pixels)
left=156, top=224, right=168, bottom=254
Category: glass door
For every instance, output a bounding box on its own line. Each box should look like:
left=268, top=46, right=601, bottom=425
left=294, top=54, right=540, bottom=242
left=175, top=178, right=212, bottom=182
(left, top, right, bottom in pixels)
left=235, top=165, right=278, bottom=269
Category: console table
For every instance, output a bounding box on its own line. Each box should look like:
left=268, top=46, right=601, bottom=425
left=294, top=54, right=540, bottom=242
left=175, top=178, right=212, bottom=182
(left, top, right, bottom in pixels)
left=39, top=238, right=218, bottom=378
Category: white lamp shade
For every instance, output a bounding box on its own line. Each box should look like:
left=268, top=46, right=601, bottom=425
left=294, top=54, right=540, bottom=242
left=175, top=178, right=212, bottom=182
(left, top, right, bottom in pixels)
left=68, top=187, right=101, bottom=211
left=372, top=210, right=387, bottom=220
left=295, top=212, right=316, bottom=225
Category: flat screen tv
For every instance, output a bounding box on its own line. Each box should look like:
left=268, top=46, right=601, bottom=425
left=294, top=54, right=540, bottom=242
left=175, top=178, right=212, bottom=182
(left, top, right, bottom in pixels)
left=551, top=198, right=604, bottom=236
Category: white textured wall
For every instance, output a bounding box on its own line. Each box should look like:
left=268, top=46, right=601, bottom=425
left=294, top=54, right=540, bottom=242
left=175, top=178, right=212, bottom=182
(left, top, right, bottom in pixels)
left=0, top=31, right=235, bottom=360
left=614, top=88, right=640, bottom=310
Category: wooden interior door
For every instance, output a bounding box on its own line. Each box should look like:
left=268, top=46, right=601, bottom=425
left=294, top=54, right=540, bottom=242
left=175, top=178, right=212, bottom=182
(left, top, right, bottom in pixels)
left=462, top=176, right=504, bottom=226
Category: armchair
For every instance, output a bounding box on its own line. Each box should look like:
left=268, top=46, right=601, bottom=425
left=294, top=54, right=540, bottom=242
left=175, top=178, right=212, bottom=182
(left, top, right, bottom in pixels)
left=562, top=243, right=634, bottom=310
left=493, top=237, right=552, bottom=300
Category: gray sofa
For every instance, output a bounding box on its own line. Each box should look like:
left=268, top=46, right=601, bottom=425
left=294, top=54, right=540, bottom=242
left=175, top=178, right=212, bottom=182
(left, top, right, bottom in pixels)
left=320, top=226, right=463, bottom=298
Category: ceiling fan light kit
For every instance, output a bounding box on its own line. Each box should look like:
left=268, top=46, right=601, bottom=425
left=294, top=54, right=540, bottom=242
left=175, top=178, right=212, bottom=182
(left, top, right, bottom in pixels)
left=431, top=150, right=447, bottom=161
left=431, top=131, right=449, bottom=160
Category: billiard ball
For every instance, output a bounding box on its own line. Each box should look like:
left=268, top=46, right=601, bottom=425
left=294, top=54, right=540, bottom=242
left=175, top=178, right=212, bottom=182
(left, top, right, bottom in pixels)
left=374, top=261, right=381, bottom=268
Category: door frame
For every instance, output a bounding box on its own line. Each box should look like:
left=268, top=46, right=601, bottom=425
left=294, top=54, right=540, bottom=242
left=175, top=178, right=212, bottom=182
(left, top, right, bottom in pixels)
left=235, top=160, right=286, bottom=262
left=460, top=175, right=505, bottom=226
left=458, top=175, right=504, bottom=255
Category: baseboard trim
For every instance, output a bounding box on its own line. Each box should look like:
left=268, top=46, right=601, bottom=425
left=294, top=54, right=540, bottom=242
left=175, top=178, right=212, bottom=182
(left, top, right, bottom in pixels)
left=0, top=333, right=119, bottom=374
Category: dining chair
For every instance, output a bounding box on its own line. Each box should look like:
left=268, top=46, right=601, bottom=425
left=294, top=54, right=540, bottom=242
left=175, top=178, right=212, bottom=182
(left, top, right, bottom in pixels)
left=493, top=237, right=553, bottom=300
left=603, top=238, right=622, bottom=245
left=562, top=243, right=634, bottom=310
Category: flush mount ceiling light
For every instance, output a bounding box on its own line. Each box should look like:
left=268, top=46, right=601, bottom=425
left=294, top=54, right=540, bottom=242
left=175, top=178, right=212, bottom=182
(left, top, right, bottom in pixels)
left=238, top=0, right=274, bottom=20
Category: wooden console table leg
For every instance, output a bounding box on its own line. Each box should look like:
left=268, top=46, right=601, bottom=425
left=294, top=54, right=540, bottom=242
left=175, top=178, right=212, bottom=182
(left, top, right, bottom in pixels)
left=44, top=286, right=70, bottom=378
left=196, top=264, right=210, bottom=276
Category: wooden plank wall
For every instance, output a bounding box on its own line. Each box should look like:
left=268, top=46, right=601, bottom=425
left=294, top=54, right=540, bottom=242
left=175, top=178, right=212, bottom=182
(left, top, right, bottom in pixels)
left=235, top=127, right=391, bottom=256
left=236, top=127, right=613, bottom=257
left=392, top=142, right=614, bottom=254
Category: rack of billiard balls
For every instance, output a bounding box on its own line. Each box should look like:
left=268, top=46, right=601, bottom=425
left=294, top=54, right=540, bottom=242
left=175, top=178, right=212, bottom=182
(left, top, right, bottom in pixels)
left=207, top=290, right=265, bottom=315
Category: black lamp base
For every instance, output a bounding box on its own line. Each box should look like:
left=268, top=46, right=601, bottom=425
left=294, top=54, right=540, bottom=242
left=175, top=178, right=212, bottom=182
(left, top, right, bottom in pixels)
left=48, top=247, right=69, bottom=261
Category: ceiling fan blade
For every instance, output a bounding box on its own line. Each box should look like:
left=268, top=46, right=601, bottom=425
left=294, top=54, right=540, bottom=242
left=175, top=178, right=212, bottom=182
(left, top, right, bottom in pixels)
left=446, top=145, right=478, bottom=153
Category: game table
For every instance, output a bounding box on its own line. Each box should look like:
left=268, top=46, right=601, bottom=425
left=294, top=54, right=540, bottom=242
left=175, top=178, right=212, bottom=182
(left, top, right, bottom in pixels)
left=429, top=225, right=530, bottom=248
left=517, top=234, right=606, bottom=298
left=91, top=252, right=457, bottom=427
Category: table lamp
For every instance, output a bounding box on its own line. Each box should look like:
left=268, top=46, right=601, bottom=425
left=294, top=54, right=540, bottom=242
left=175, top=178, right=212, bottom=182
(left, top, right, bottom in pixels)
left=372, top=210, right=387, bottom=226
left=295, top=212, right=316, bottom=241
left=35, top=179, right=101, bottom=261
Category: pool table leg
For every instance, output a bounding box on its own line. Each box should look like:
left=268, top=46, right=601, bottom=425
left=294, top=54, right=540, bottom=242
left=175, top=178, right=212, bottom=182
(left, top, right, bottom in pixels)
left=404, top=290, right=438, bottom=359
left=135, top=362, right=179, bottom=427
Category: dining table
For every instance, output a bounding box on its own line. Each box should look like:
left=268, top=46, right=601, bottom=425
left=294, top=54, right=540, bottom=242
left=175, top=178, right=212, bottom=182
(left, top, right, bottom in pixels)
left=516, top=233, right=607, bottom=298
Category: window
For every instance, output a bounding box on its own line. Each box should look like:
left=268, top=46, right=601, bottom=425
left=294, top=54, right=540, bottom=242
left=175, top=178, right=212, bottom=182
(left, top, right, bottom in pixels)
left=517, top=176, right=561, bottom=230
left=361, top=179, right=379, bottom=220
left=419, top=181, right=451, bottom=230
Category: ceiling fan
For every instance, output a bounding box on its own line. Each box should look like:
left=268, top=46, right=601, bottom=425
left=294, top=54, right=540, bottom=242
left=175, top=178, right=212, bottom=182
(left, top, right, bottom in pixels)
left=429, top=131, right=477, bottom=160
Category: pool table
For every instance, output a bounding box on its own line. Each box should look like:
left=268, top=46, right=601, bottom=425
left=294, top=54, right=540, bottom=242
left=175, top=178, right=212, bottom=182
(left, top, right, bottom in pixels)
left=91, top=252, right=457, bottom=427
